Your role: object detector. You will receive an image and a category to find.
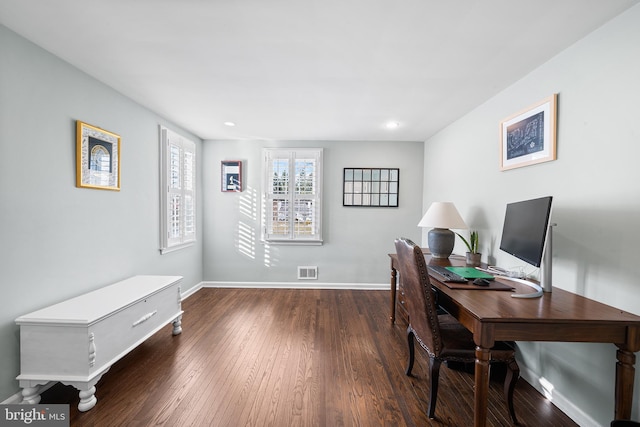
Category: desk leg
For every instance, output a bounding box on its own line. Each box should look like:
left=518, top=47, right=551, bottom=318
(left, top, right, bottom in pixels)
left=474, top=345, right=491, bottom=427
left=615, top=347, right=636, bottom=420
left=390, top=266, right=397, bottom=324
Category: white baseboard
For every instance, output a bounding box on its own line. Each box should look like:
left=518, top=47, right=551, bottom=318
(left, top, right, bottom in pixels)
left=1, top=382, right=55, bottom=405
left=202, top=281, right=388, bottom=291
left=519, top=364, right=596, bottom=427
left=1, top=391, right=22, bottom=404
left=180, top=281, right=203, bottom=300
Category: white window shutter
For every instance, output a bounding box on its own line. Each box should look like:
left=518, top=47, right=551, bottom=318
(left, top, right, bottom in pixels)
left=160, top=126, right=196, bottom=253
left=263, top=148, right=322, bottom=244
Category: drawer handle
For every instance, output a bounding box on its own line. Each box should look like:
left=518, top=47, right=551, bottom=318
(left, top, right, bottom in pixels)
left=133, top=310, right=157, bottom=327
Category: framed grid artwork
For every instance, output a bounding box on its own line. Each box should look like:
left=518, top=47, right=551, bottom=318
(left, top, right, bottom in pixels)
left=343, top=168, right=399, bottom=207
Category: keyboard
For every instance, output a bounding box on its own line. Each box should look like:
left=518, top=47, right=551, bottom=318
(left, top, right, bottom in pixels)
left=427, top=265, right=468, bottom=283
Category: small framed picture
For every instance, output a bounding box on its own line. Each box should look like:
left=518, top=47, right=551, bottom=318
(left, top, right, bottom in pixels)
left=76, top=121, right=121, bottom=190
left=221, top=160, right=242, bottom=192
left=500, top=94, right=557, bottom=171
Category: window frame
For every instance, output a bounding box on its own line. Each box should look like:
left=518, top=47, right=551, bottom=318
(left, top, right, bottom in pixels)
left=159, top=125, right=197, bottom=254
left=262, top=148, right=323, bottom=245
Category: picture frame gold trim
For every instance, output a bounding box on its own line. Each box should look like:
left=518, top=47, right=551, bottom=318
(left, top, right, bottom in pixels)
left=76, top=121, right=121, bottom=190
left=500, top=94, right=557, bottom=171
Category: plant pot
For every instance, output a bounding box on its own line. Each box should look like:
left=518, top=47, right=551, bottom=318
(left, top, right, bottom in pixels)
left=466, top=252, right=481, bottom=267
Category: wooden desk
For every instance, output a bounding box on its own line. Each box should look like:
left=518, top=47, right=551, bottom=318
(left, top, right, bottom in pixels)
left=388, top=253, right=640, bottom=427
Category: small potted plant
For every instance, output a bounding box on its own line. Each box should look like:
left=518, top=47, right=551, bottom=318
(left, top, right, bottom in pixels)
left=456, top=230, right=481, bottom=266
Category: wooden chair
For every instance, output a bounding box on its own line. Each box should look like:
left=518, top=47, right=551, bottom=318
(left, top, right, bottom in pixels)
left=394, top=237, right=520, bottom=423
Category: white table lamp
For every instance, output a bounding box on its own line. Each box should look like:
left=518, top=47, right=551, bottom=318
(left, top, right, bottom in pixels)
left=418, top=202, right=468, bottom=258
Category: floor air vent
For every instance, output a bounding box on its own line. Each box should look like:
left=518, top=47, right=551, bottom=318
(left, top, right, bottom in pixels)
left=298, top=266, right=318, bottom=280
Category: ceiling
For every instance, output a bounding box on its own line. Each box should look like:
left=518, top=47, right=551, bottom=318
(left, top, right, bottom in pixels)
left=1, top=1, right=638, bottom=141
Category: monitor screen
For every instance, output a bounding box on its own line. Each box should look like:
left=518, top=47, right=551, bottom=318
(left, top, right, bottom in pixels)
left=499, top=196, right=553, bottom=267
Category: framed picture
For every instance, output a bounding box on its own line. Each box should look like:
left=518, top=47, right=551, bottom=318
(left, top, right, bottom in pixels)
left=76, top=121, right=121, bottom=190
left=221, top=160, right=242, bottom=192
left=343, top=168, right=399, bottom=207
left=500, top=94, right=557, bottom=171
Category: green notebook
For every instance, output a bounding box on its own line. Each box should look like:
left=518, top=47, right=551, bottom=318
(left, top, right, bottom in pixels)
left=445, top=266, right=494, bottom=280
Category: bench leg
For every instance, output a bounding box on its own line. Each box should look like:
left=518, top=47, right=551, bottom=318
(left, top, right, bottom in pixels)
left=77, top=386, right=97, bottom=412
left=172, top=315, right=183, bottom=335
left=21, top=386, right=41, bottom=405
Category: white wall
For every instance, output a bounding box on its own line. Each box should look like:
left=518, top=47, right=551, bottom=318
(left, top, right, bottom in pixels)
left=0, top=25, right=204, bottom=401
left=202, top=139, right=424, bottom=285
left=422, top=5, right=640, bottom=426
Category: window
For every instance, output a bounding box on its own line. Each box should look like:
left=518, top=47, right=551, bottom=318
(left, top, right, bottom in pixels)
left=160, top=126, right=196, bottom=254
left=263, top=148, right=323, bottom=244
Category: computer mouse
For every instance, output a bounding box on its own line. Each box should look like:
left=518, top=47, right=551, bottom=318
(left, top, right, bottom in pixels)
left=473, top=278, right=491, bottom=287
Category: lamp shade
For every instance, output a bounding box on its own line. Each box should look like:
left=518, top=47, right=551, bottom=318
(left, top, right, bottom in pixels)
left=418, top=202, right=468, bottom=258
left=418, top=202, right=468, bottom=230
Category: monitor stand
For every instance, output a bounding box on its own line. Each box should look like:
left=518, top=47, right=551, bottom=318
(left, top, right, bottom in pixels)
left=509, top=223, right=556, bottom=298
left=540, top=223, right=556, bottom=293
left=507, top=277, right=543, bottom=298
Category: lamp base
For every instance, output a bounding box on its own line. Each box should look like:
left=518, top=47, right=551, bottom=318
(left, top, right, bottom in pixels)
left=428, top=228, right=455, bottom=258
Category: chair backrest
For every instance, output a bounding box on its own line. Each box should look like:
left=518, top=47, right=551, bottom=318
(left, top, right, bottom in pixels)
left=394, top=237, right=443, bottom=357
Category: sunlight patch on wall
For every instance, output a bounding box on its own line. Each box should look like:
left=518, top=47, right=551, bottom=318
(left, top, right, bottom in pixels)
left=259, top=186, right=271, bottom=268
left=239, top=185, right=257, bottom=221
left=539, top=376, right=554, bottom=400
left=236, top=186, right=257, bottom=259
left=237, top=221, right=255, bottom=259
left=264, top=243, right=272, bottom=267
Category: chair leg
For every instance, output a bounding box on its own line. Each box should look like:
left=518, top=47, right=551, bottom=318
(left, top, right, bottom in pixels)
left=503, top=357, right=520, bottom=425
left=406, top=328, right=415, bottom=376
left=427, top=357, right=442, bottom=419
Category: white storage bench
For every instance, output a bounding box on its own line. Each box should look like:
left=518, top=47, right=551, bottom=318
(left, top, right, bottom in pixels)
left=15, top=275, right=183, bottom=411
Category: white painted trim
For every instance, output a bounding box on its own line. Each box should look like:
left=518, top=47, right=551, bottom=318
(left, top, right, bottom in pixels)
left=519, top=363, right=595, bottom=427
left=202, top=281, right=387, bottom=291
left=180, top=281, right=203, bottom=300
left=1, top=390, right=23, bottom=404
left=1, top=382, right=55, bottom=404
left=160, top=241, right=194, bottom=255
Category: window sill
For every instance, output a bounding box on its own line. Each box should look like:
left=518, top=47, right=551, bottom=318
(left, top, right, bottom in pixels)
left=263, top=239, right=323, bottom=246
left=160, top=241, right=195, bottom=254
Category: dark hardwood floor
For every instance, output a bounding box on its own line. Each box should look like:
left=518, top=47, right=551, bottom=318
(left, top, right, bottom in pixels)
left=41, top=288, right=578, bottom=426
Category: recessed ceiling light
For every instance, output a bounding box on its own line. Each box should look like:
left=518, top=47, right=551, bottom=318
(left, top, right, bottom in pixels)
left=224, top=121, right=236, bottom=127
left=386, top=121, right=400, bottom=129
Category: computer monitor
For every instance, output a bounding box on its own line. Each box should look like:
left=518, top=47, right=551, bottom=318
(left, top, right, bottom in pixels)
left=499, top=196, right=553, bottom=298
left=500, top=196, right=553, bottom=267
